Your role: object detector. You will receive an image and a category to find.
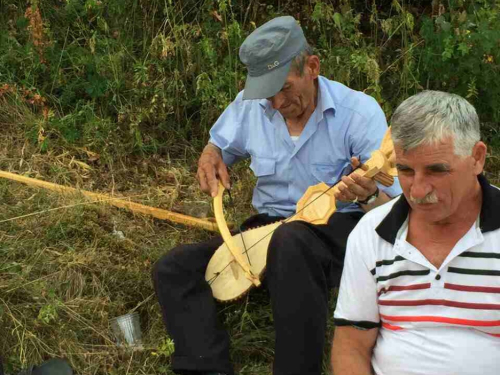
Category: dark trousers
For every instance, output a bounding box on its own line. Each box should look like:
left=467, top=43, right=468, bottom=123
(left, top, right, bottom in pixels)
left=152, top=211, right=363, bottom=375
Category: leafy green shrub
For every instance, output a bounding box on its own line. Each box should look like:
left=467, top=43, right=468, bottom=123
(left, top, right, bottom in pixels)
left=419, top=1, right=500, bottom=122
left=1, top=0, right=498, bottom=160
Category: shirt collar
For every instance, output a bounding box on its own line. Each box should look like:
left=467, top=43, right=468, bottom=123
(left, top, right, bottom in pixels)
left=375, top=174, right=500, bottom=245
left=258, top=76, right=336, bottom=121
left=259, top=98, right=275, bottom=120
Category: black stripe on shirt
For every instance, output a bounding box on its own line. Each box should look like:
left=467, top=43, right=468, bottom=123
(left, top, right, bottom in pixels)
left=459, top=251, right=500, bottom=259
left=376, top=269, right=430, bottom=282
left=448, top=267, right=500, bottom=276
left=370, top=256, right=406, bottom=275
left=376, top=256, right=406, bottom=267
left=334, top=318, right=381, bottom=330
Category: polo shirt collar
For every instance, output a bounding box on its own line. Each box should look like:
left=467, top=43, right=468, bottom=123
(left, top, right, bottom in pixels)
left=376, top=174, right=500, bottom=245
left=478, top=174, right=500, bottom=232
left=259, top=76, right=336, bottom=121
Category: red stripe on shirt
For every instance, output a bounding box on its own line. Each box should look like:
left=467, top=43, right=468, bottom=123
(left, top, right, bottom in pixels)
left=382, top=322, right=404, bottom=331
left=379, top=299, right=500, bottom=310
left=444, top=283, right=500, bottom=293
left=380, top=314, right=500, bottom=327
left=378, top=283, right=431, bottom=296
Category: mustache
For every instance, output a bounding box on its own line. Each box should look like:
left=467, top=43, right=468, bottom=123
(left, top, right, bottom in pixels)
left=409, top=192, right=439, bottom=204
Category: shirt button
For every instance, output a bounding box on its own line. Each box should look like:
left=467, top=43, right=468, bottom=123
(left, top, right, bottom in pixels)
left=435, top=274, right=441, bottom=280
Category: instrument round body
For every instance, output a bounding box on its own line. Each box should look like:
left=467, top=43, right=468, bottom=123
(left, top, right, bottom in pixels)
left=207, top=128, right=397, bottom=302
left=205, top=221, right=282, bottom=302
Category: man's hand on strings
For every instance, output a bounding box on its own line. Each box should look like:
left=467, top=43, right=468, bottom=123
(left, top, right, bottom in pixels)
left=197, top=143, right=231, bottom=197
left=335, top=157, right=378, bottom=203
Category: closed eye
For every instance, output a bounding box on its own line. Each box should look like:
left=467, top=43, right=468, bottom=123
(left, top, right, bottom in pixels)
left=396, top=164, right=413, bottom=173
left=427, top=164, right=451, bottom=173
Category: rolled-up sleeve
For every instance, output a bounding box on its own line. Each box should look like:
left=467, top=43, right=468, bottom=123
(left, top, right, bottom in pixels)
left=208, top=93, right=250, bottom=166
left=334, top=222, right=380, bottom=329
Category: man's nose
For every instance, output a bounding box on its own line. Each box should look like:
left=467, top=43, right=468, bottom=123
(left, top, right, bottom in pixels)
left=269, top=92, right=285, bottom=110
left=410, top=173, right=433, bottom=199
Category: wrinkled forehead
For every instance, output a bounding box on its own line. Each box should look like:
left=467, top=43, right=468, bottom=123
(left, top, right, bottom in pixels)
left=394, top=135, right=455, bottom=155
left=394, top=137, right=459, bottom=163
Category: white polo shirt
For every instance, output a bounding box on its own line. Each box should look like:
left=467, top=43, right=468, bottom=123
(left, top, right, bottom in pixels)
left=334, top=174, right=500, bottom=375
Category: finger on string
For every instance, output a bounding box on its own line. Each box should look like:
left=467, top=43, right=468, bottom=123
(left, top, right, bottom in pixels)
left=351, top=173, right=376, bottom=192
left=343, top=180, right=365, bottom=200
left=205, top=169, right=219, bottom=198
left=343, top=174, right=369, bottom=195
left=218, top=164, right=231, bottom=190
left=335, top=184, right=355, bottom=202
left=341, top=175, right=356, bottom=189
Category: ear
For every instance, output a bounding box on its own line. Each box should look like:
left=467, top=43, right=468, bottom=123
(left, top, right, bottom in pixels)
left=306, top=55, right=320, bottom=79
left=471, top=141, right=487, bottom=175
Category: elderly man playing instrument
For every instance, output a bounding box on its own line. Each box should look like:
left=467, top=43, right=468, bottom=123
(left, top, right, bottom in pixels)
left=331, top=91, right=500, bottom=375
left=153, top=16, right=401, bottom=375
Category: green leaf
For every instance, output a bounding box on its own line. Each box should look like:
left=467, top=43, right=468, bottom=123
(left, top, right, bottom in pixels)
left=457, top=42, right=470, bottom=56
left=436, top=16, right=452, bottom=33
left=333, top=12, right=343, bottom=29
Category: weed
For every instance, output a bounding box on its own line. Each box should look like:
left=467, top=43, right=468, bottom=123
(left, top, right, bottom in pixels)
left=1, top=1, right=499, bottom=374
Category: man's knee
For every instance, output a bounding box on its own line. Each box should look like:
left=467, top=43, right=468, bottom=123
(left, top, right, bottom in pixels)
left=152, top=245, right=188, bottom=287
left=268, top=221, right=312, bottom=263
left=271, top=221, right=310, bottom=244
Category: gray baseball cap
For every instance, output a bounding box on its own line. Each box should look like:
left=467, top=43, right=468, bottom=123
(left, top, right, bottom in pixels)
left=239, top=16, right=308, bottom=100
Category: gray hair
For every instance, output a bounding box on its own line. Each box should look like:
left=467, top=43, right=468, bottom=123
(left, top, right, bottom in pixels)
left=291, top=44, right=313, bottom=76
left=391, top=91, right=480, bottom=156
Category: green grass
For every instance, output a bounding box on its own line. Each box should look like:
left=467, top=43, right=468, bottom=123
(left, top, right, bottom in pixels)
left=0, top=105, right=348, bottom=373
left=0, top=113, right=276, bottom=374
left=0, top=181, right=281, bottom=374
left=1, top=0, right=499, bottom=373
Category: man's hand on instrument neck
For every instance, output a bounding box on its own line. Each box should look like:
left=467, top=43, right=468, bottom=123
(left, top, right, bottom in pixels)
left=197, top=143, right=231, bottom=198
left=335, top=157, right=392, bottom=212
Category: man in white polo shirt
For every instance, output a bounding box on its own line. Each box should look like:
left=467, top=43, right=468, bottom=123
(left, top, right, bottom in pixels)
left=331, top=90, right=500, bottom=375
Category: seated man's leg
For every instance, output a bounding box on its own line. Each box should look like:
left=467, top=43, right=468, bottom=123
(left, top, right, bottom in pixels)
left=266, top=212, right=363, bottom=375
left=152, top=214, right=281, bottom=375
left=152, top=236, right=233, bottom=375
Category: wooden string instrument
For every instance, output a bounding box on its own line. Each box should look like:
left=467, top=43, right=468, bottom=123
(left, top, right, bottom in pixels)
left=205, top=128, right=398, bottom=302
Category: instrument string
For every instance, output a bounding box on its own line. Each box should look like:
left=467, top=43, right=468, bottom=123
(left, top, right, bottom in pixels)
left=227, top=189, right=252, bottom=266
left=208, top=162, right=365, bottom=284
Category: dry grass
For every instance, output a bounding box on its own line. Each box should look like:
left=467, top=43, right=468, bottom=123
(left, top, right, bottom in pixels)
left=2, top=98, right=499, bottom=374
left=0, top=99, right=274, bottom=374
left=0, top=170, right=275, bottom=374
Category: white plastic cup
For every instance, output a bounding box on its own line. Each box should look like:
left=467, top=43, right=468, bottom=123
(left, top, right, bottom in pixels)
left=109, top=312, right=143, bottom=348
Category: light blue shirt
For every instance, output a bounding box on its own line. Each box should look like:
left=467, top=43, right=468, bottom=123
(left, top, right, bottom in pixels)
left=209, top=76, right=402, bottom=217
